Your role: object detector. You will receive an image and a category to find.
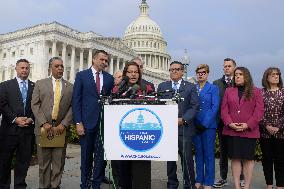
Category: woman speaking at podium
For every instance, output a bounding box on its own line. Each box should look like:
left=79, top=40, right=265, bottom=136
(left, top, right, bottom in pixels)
left=111, top=61, right=154, bottom=189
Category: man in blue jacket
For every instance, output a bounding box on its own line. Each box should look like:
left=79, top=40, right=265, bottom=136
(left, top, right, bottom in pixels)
left=157, top=61, right=199, bottom=189
left=72, top=50, right=114, bottom=189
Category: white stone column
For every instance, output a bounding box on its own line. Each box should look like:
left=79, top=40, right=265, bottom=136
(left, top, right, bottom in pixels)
left=156, top=55, right=159, bottom=69
left=149, top=55, right=152, bottom=68
left=25, top=44, right=29, bottom=57
left=15, top=47, right=19, bottom=61
left=167, top=58, right=169, bottom=70
left=122, top=58, right=125, bottom=69
left=42, top=41, right=48, bottom=78
left=162, top=57, right=164, bottom=70
left=116, top=57, right=120, bottom=72
left=160, top=56, right=163, bottom=70
left=157, top=56, right=160, bottom=69
left=5, top=67, right=9, bottom=81
left=52, top=40, right=57, bottom=57
left=88, top=49, right=92, bottom=68
left=70, top=46, right=75, bottom=82
left=79, top=49, right=84, bottom=71
left=62, top=43, right=67, bottom=79
left=109, top=56, right=114, bottom=75
left=144, top=54, right=147, bottom=67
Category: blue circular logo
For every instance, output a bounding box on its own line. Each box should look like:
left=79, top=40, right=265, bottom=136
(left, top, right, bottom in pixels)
left=119, top=108, right=163, bottom=152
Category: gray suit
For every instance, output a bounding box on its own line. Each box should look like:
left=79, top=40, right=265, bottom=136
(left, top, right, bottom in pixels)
left=31, top=77, right=73, bottom=188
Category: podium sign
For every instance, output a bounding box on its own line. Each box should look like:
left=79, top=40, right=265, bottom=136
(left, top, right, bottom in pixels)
left=104, top=104, right=178, bottom=161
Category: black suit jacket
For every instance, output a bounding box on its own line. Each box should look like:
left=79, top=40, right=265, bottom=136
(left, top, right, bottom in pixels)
left=0, top=78, right=35, bottom=135
left=157, top=80, right=199, bottom=136
left=213, top=75, right=233, bottom=126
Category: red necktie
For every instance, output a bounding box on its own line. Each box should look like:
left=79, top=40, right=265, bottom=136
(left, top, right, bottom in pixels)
left=96, top=72, right=100, bottom=94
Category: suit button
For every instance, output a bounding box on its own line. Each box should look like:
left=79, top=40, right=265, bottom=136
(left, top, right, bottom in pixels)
left=200, top=109, right=202, bottom=111
left=202, top=101, right=205, bottom=104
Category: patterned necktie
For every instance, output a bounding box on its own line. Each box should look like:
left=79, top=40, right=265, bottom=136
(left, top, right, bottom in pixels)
left=173, top=82, right=178, bottom=93
left=20, top=80, right=27, bottom=108
left=96, top=72, right=100, bottom=94
left=226, top=77, right=232, bottom=87
left=52, top=79, right=61, bottom=120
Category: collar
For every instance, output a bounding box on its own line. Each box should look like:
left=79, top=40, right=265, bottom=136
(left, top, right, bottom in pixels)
left=224, top=75, right=233, bottom=81
left=51, top=75, right=63, bottom=82
left=16, top=77, right=27, bottom=84
left=91, top=66, right=102, bottom=75
left=171, top=79, right=182, bottom=85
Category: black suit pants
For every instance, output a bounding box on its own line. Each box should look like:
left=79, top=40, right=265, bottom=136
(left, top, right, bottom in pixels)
left=260, top=137, right=284, bottom=187
left=119, top=160, right=151, bottom=189
left=167, top=134, right=195, bottom=189
left=0, top=134, right=33, bottom=189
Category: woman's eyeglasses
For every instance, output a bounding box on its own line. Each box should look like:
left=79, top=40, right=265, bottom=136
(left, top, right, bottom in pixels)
left=127, top=71, right=139, bottom=74
left=196, top=71, right=207, bottom=76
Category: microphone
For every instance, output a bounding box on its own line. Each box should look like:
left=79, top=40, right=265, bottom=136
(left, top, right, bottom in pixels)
left=117, top=76, right=129, bottom=96
left=155, top=89, right=174, bottom=96
left=121, top=86, right=133, bottom=97
left=129, top=84, right=140, bottom=99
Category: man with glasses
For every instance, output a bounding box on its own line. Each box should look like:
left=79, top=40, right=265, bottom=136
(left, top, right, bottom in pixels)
left=157, top=61, right=199, bottom=189
left=213, top=58, right=244, bottom=188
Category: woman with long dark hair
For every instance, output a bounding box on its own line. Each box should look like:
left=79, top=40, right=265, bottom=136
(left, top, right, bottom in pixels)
left=221, top=67, right=264, bottom=189
left=260, top=67, right=284, bottom=189
left=111, top=61, right=154, bottom=189
left=112, top=61, right=153, bottom=98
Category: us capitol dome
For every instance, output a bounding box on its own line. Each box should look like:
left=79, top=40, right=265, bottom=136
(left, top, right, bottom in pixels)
left=123, top=0, right=171, bottom=86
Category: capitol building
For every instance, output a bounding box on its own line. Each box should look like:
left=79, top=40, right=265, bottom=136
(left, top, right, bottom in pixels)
left=0, top=0, right=170, bottom=86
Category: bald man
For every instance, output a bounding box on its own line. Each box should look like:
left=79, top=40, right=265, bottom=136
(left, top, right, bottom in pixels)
left=114, top=70, right=123, bottom=86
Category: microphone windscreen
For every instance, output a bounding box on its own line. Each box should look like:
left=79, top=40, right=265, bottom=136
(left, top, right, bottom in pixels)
left=132, top=84, right=140, bottom=91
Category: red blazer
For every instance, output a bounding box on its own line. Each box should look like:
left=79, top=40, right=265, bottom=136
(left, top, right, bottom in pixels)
left=221, top=87, right=264, bottom=138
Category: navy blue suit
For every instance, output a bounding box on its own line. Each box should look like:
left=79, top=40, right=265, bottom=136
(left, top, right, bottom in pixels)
left=72, top=68, right=114, bottom=189
left=193, top=82, right=219, bottom=186
left=157, top=80, right=199, bottom=189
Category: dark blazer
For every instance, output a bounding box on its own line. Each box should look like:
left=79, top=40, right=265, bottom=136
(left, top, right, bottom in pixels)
left=72, top=68, right=114, bottom=130
left=194, top=82, right=220, bottom=129
left=213, top=75, right=232, bottom=125
left=157, top=80, right=199, bottom=136
left=221, top=87, right=264, bottom=138
left=0, top=78, right=35, bottom=135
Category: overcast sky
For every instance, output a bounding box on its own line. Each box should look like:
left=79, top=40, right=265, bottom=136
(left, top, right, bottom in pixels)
left=0, top=0, right=283, bottom=86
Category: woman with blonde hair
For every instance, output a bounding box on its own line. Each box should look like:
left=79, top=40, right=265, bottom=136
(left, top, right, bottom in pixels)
left=193, top=64, right=220, bottom=189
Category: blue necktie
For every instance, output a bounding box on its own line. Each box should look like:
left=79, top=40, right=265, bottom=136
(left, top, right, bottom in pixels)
left=20, top=80, right=27, bottom=108
left=173, top=82, right=178, bottom=93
